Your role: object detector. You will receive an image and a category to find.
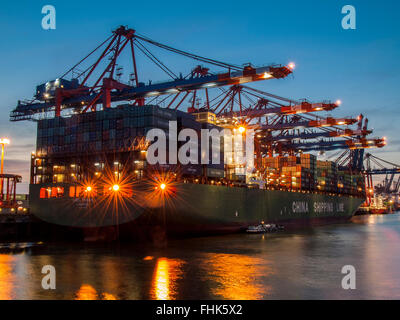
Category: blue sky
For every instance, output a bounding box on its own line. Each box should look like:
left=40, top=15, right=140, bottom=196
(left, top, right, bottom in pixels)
left=0, top=0, right=399, bottom=192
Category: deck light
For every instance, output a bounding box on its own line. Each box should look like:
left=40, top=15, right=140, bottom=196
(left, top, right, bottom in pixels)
left=262, top=72, right=273, bottom=79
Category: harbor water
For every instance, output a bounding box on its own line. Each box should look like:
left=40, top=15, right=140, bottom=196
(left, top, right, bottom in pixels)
left=0, top=213, right=399, bottom=300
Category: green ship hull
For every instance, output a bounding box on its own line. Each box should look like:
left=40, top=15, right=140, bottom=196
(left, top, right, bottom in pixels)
left=29, top=183, right=364, bottom=237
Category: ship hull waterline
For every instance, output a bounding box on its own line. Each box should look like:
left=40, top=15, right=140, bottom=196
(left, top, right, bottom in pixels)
left=29, top=183, right=364, bottom=240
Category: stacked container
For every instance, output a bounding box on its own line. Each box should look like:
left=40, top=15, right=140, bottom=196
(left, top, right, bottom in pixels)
left=35, top=104, right=227, bottom=183
left=281, top=165, right=308, bottom=190
left=316, top=160, right=338, bottom=193
left=37, top=104, right=177, bottom=157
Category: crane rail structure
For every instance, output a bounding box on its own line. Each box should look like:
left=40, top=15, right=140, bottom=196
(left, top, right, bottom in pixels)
left=8, top=26, right=387, bottom=170
left=10, top=26, right=293, bottom=122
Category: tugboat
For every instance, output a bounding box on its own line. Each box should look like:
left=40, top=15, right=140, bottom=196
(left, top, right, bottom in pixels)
left=246, top=222, right=284, bottom=233
left=246, top=225, right=266, bottom=234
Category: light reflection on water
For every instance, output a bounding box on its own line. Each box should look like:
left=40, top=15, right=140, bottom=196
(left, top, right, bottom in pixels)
left=75, top=284, right=117, bottom=300
left=75, top=284, right=98, bottom=300
left=203, top=253, right=271, bottom=300
left=0, top=255, right=15, bottom=300
left=151, top=258, right=184, bottom=300
left=0, top=213, right=400, bottom=299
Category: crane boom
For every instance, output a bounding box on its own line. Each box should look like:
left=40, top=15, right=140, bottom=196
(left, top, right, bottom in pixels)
left=267, top=128, right=372, bottom=142
left=10, top=26, right=293, bottom=122
left=219, top=101, right=339, bottom=119
left=260, top=117, right=357, bottom=131
left=288, top=138, right=386, bottom=151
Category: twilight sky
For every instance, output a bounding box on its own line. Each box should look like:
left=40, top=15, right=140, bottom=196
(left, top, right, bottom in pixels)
left=0, top=0, right=399, bottom=193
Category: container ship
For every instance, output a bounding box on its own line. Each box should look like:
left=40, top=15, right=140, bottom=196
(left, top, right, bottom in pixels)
left=10, top=27, right=383, bottom=239
left=27, top=104, right=366, bottom=239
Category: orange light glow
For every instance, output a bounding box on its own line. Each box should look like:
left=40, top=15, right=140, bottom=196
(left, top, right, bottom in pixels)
left=151, top=258, right=184, bottom=300
left=75, top=284, right=117, bottom=300
left=0, top=138, right=10, bottom=145
left=204, top=253, right=268, bottom=299
left=0, top=255, right=15, bottom=299
left=288, top=62, right=295, bottom=70
left=336, top=99, right=342, bottom=105
left=102, top=292, right=117, bottom=300
left=75, top=284, right=98, bottom=300
left=238, top=126, right=246, bottom=134
left=262, top=72, right=273, bottom=79
left=67, top=162, right=138, bottom=225
left=146, top=170, right=178, bottom=208
left=143, top=256, right=154, bottom=261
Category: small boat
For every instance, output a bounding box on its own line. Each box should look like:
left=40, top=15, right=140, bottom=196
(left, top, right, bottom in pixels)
left=246, top=223, right=285, bottom=233
left=246, top=225, right=266, bottom=233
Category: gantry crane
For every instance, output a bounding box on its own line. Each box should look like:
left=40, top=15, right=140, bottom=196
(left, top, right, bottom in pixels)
left=255, top=106, right=384, bottom=159
left=362, top=153, right=400, bottom=204
left=193, top=83, right=386, bottom=160
left=285, top=137, right=386, bottom=151
left=10, top=26, right=293, bottom=122
left=9, top=25, right=388, bottom=185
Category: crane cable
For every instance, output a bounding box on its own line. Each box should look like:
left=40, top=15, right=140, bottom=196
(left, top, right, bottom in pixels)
left=135, top=34, right=242, bottom=71
left=59, top=34, right=114, bottom=79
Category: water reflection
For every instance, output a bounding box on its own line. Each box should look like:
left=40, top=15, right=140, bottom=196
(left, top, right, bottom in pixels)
left=151, top=257, right=184, bottom=300
left=203, top=253, right=271, bottom=300
left=75, top=284, right=98, bottom=300
left=75, top=284, right=117, bottom=300
left=0, top=255, right=15, bottom=300
left=102, top=292, right=117, bottom=300
left=0, top=214, right=399, bottom=299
